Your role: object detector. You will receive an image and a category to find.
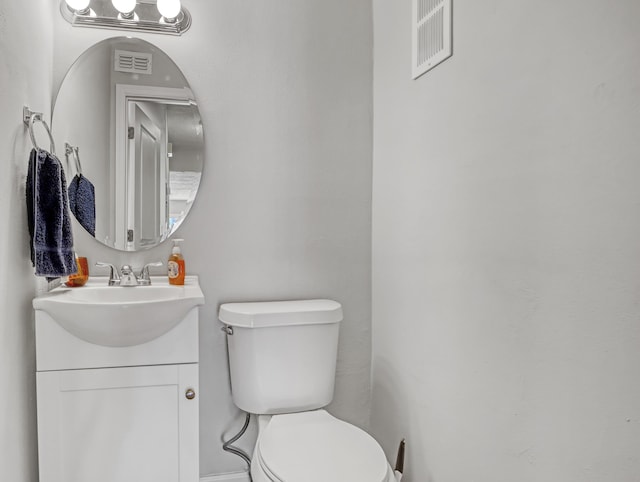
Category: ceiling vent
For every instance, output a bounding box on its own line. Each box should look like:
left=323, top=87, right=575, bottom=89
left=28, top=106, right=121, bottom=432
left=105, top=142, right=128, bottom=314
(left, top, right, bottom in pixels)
left=412, top=0, right=452, bottom=79
left=114, top=49, right=153, bottom=75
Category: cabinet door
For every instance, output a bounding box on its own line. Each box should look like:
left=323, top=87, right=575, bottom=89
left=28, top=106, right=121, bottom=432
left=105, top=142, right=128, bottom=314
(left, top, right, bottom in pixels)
left=36, top=364, right=198, bottom=482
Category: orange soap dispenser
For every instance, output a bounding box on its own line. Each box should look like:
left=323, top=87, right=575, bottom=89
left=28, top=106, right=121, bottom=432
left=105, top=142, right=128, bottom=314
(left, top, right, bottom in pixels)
left=168, top=239, right=185, bottom=285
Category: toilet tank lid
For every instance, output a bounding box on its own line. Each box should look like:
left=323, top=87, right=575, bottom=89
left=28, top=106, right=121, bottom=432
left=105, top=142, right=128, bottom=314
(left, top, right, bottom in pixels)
left=218, top=299, right=343, bottom=328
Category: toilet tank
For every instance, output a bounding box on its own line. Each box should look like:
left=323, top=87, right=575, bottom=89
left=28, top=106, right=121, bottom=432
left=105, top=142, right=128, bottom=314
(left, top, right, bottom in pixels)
left=219, top=299, right=343, bottom=415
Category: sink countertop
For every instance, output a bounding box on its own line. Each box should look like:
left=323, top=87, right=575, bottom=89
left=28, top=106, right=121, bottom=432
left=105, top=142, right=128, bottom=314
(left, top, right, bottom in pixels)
left=33, top=275, right=204, bottom=347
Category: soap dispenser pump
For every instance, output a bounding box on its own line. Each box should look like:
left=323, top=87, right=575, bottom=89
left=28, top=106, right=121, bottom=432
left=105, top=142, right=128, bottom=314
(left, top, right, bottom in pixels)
left=168, top=238, right=185, bottom=285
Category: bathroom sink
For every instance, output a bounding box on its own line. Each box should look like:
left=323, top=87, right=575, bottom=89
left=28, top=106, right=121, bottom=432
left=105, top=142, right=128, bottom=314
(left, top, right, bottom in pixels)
left=33, top=276, right=204, bottom=347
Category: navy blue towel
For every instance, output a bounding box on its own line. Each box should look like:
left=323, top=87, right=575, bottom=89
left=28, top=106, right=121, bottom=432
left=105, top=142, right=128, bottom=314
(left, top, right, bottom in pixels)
left=68, top=174, right=96, bottom=237
left=26, top=149, right=77, bottom=277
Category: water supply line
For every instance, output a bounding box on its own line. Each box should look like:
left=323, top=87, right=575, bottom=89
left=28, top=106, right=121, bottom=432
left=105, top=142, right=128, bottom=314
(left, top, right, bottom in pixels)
left=222, top=412, right=252, bottom=480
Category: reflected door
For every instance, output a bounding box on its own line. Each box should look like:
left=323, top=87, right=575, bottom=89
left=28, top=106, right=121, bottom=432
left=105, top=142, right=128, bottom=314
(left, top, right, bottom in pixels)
left=127, top=102, right=169, bottom=249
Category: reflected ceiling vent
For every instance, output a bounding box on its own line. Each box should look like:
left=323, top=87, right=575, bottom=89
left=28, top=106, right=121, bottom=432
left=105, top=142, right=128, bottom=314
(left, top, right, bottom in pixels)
left=115, top=50, right=153, bottom=74
left=412, top=0, right=452, bottom=79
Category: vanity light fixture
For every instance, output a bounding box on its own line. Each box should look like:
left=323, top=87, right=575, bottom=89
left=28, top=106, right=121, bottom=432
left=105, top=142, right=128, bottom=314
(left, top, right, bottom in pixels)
left=60, top=0, right=191, bottom=36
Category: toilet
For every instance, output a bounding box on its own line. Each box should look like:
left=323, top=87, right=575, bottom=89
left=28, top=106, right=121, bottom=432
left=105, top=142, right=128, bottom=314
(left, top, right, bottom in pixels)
left=219, top=299, right=396, bottom=482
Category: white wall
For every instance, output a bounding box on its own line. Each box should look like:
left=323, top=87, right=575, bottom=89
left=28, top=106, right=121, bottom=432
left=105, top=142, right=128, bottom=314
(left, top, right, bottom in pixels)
left=52, top=0, right=373, bottom=476
left=371, top=1, right=640, bottom=481
left=0, top=1, right=53, bottom=481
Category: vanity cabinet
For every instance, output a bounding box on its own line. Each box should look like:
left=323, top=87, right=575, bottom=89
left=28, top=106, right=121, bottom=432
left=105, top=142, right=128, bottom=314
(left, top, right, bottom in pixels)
left=36, top=364, right=198, bottom=482
left=34, top=286, right=202, bottom=482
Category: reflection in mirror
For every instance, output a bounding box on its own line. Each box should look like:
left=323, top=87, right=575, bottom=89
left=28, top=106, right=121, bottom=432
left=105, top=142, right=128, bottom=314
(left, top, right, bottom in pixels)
left=53, top=37, right=204, bottom=251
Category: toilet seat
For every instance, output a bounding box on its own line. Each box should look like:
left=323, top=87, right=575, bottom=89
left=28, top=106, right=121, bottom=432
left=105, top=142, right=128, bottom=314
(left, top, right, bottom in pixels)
left=255, top=410, right=390, bottom=482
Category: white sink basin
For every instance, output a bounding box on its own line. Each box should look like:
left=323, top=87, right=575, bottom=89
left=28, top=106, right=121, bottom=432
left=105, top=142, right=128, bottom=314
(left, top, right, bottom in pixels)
left=33, top=276, right=204, bottom=347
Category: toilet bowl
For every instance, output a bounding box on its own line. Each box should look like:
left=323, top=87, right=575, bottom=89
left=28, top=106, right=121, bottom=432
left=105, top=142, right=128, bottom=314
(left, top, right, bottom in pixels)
left=251, top=411, right=395, bottom=482
left=219, top=300, right=395, bottom=482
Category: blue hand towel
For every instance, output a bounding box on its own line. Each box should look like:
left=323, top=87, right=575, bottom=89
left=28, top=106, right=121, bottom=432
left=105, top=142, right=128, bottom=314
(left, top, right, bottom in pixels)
left=68, top=174, right=96, bottom=237
left=26, top=149, right=77, bottom=277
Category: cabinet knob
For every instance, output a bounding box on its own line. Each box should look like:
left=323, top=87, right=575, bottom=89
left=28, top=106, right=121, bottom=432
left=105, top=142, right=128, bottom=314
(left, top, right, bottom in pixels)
left=185, top=388, right=196, bottom=400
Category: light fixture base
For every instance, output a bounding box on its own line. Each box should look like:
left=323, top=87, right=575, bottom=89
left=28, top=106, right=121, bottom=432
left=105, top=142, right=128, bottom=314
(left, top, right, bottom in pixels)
left=60, top=0, right=191, bottom=36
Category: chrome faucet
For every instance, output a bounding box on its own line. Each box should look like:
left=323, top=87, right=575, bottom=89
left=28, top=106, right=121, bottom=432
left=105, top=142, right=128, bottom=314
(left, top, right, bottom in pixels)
left=95, top=261, right=163, bottom=286
left=119, top=265, right=138, bottom=286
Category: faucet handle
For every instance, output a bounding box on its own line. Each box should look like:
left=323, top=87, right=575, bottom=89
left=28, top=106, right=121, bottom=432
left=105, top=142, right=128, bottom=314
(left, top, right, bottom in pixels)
left=139, top=261, right=163, bottom=285
left=95, top=262, right=121, bottom=286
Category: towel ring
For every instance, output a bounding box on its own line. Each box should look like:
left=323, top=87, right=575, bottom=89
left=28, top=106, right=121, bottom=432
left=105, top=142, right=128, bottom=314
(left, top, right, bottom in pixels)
left=23, top=107, right=56, bottom=155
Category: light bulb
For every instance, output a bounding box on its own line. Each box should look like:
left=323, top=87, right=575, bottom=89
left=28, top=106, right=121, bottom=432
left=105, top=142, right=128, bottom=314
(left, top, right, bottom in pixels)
left=65, top=0, right=90, bottom=12
left=157, top=0, right=181, bottom=20
left=112, top=0, right=136, bottom=15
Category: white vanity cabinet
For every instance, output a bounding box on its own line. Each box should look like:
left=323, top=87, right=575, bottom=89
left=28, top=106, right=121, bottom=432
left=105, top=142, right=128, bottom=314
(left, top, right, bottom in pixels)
left=36, top=364, right=198, bottom=482
left=34, top=279, right=203, bottom=482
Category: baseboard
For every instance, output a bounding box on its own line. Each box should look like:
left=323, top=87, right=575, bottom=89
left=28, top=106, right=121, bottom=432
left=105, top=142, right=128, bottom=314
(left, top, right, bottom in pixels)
left=200, top=471, right=251, bottom=482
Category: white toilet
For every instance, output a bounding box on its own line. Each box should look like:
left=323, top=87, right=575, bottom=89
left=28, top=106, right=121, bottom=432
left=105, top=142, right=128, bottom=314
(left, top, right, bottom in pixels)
left=219, top=299, right=396, bottom=482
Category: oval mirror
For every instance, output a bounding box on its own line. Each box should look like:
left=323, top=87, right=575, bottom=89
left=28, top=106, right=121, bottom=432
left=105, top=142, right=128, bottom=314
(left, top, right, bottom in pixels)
left=53, top=37, right=204, bottom=251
